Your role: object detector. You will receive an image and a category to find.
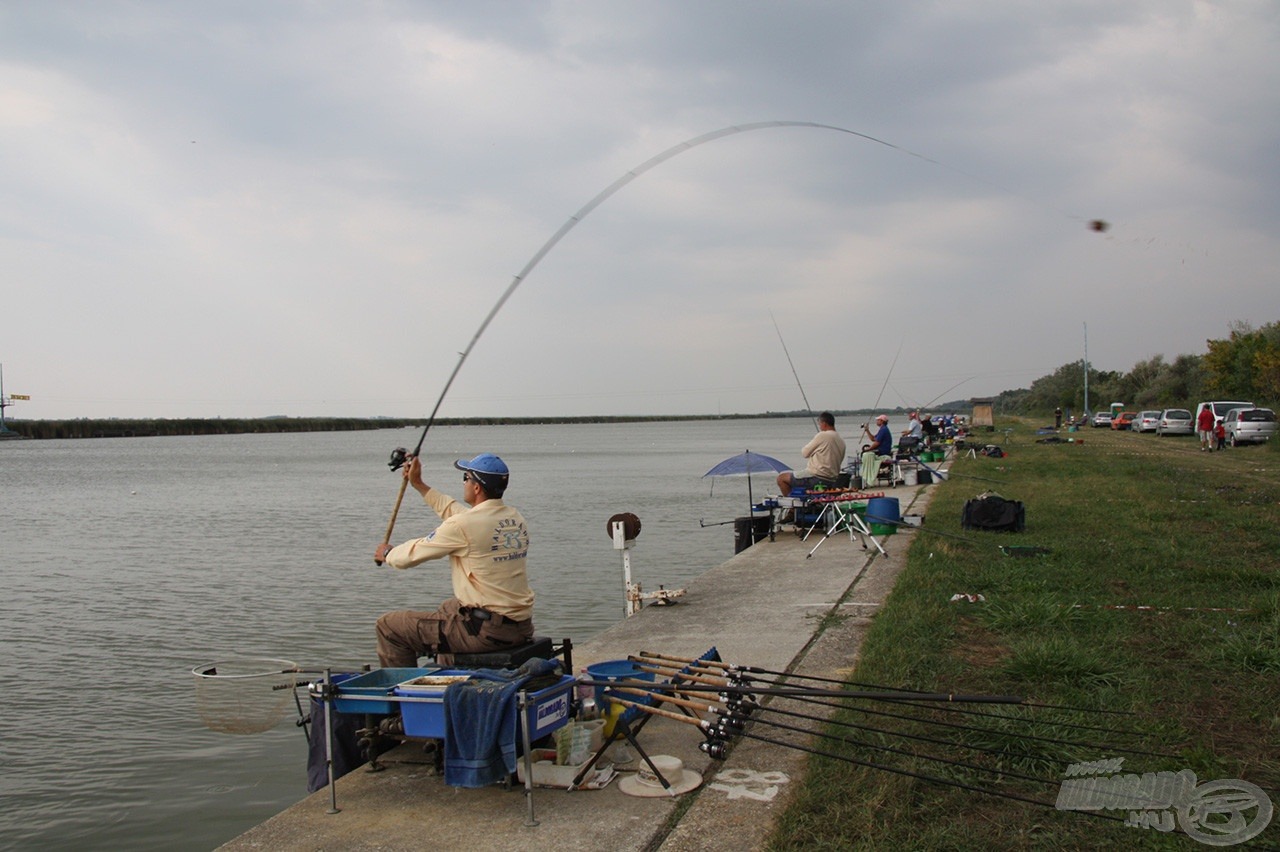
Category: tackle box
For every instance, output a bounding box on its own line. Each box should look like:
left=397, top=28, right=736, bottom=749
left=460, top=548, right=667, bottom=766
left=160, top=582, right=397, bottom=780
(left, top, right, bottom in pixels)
left=393, top=672, right=575, bottom=740
left=332, top=667, right=440, bottom=714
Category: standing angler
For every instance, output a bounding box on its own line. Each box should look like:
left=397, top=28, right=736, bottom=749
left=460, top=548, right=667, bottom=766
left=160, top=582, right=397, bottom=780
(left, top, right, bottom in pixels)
left=373, top=453, right=534, bottom=665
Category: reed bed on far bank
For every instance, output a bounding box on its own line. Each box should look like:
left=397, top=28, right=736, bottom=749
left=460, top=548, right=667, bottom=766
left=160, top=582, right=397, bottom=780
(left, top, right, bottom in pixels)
left=769, top=422, right=1280, bottom=850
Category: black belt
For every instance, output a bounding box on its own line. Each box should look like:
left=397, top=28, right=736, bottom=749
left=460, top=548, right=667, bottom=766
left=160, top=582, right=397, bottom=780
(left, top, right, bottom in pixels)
left=467, top=607, right=528, bottom=626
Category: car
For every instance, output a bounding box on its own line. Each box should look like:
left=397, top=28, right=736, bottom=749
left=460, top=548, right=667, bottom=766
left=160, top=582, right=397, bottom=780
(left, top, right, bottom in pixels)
left=1222, top=407, right=1277, bottom=446
left=1194, top=400, right=1254, bottom=431
left=1092, top=412, right=1112, bottom=428
left=1111, top=411, right=1138, bottom=430
left=1133, top=411, right=1161, bottom=433
left=1156, top=408, right=1194, bottom=436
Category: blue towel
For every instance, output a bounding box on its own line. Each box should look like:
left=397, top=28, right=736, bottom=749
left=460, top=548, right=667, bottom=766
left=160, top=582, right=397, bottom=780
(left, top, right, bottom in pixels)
left=443, top=658, right=560, bottom=788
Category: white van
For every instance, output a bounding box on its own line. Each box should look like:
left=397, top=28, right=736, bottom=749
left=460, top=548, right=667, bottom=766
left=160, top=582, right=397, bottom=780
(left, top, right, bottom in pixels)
left=1194, top=400, right=1253, bottom=429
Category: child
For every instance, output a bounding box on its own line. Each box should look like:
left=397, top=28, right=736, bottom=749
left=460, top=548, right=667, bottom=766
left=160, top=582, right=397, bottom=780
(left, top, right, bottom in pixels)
left=1214, top=421, right=1226, bottom=450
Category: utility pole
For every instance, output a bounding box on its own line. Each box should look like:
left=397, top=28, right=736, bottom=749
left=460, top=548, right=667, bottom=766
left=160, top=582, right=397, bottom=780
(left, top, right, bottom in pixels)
left=1082, top=323, right=1090, bottom=415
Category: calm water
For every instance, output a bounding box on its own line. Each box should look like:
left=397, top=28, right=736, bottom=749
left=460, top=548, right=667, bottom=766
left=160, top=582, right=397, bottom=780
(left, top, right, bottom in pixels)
left=0, top=417, right=879, bottom=850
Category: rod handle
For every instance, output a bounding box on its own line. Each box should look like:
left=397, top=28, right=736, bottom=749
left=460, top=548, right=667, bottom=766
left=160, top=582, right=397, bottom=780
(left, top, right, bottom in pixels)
left=375, top=477, right=410, bottom=565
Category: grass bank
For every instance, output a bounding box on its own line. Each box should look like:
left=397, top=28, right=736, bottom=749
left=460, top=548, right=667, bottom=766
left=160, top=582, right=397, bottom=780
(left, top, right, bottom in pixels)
left=769, top=423, right=1279, bottom=850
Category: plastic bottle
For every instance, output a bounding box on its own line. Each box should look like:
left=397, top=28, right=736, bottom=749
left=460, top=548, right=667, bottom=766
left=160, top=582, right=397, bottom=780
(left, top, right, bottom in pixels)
left=575, top=668, right=595, bottom=719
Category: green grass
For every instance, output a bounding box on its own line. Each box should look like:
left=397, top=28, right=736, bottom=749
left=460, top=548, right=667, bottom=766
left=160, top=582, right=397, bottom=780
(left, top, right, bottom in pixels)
left=766, top=422, right=1280, bottom=850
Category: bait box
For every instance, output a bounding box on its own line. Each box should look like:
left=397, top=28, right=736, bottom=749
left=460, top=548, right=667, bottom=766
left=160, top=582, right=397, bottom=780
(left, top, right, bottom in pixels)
left=332, top=667, right=440, bottom=715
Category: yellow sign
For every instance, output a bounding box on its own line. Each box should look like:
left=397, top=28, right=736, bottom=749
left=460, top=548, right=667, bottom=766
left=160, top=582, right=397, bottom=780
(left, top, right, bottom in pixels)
left=9, top=394, right=30, bottom=400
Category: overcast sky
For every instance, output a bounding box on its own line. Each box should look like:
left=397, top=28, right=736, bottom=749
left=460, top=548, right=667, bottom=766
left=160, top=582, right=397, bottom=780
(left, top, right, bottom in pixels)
left=3, top=2, right=1276, bottom=420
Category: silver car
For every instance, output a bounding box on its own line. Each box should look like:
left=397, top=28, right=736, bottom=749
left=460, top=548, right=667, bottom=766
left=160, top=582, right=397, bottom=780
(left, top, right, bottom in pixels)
left=1133, top=410, right=1161, bottom=433
left=1223, top=407, right=1276, bottom=446
left=1156, top=408, right=1194, bottom=436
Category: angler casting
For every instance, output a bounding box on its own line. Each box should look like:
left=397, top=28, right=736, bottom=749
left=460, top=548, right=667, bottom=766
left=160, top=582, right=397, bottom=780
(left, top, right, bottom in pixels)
left=374, top=453, right=535, bottom=665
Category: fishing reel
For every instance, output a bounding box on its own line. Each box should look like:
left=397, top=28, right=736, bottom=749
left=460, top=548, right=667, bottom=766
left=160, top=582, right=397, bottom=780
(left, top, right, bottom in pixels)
left=387, top=447, right=408, bottom=471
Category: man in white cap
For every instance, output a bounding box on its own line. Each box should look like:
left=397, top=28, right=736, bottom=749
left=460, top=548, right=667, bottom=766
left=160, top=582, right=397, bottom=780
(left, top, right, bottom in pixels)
left=861, top=414, right=893, bottom=488
left=374, top=453, right=534, bottom=665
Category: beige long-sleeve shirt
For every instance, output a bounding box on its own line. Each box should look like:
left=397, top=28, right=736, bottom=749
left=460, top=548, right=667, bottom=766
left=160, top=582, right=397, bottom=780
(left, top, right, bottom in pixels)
left=801, top=429, right=847, bottom=480
left=385, top=488, right=534, bottom=621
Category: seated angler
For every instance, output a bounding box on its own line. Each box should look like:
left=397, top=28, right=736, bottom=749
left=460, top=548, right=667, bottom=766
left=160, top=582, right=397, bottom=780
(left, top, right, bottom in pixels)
left=860, top=414, right=893, bottom=486
left=776, top=411, right=847, bottom=495
left=373, top=453, right=534, bottom=666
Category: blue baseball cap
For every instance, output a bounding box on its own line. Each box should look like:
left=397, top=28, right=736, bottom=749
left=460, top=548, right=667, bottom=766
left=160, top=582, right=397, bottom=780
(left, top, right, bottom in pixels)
left=454, top=453, right=510, bottom=496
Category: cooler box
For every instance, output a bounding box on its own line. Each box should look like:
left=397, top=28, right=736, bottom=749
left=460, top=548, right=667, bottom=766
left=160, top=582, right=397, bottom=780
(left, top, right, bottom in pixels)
left=333, top=667, right=441, bottom=714
left=393, top=670, right=475, bottom=737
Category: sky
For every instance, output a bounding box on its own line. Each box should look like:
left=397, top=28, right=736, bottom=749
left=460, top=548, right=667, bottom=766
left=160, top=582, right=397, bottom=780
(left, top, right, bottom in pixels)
left=2, top=1, right=1277, bottom=420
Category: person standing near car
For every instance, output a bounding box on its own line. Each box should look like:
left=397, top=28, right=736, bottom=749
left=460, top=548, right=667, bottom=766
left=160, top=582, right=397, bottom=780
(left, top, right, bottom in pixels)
left=1197, top=406, right=1216, bottom=451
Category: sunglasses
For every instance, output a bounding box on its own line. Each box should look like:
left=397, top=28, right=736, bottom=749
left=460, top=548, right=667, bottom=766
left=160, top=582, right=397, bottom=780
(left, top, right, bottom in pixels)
left=462, top=472, right=473, bottom=483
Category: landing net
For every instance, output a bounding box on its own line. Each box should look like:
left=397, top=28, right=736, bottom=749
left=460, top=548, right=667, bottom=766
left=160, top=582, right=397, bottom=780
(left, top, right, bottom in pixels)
left=192, top=658, right=298, bottom=734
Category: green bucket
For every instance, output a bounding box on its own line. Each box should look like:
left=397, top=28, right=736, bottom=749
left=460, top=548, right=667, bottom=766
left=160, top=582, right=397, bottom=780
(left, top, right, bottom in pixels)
left=869, top=522, right=896, bottom=535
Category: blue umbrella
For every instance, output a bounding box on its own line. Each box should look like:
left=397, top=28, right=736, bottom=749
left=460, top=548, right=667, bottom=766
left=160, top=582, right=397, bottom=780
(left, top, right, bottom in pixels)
left=703, top=449, right=791, bottom=513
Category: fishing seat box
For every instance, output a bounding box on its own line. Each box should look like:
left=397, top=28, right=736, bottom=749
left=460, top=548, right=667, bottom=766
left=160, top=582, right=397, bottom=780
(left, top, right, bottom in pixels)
left=393, top=672, right=575, bottom=740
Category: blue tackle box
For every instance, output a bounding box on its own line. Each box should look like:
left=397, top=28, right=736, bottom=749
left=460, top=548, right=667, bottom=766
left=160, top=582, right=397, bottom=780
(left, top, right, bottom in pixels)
left=332, top=667, right=440, bottom=714
left=393, top=673, right=575, bottom=740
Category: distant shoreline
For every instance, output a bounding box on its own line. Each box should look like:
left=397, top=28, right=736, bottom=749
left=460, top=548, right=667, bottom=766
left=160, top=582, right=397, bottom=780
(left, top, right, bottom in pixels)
left=2, top=409, right=956, bottom=440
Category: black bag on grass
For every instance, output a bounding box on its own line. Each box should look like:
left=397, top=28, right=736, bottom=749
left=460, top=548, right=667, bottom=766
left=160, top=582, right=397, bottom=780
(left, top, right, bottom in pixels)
left=961, top=492, right=1025, bottom=532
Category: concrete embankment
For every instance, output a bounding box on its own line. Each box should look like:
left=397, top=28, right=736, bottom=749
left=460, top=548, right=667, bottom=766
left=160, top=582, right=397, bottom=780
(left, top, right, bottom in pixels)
left=221, top=483, right=938, bottom=852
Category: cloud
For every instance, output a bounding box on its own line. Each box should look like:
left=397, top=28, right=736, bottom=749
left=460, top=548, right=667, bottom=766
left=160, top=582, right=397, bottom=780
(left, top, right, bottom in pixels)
left=2, top=1, right=1277, bottom=419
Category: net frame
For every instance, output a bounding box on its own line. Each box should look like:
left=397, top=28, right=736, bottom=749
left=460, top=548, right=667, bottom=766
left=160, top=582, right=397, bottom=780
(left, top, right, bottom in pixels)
left=192, top=657, right=299, bottom=734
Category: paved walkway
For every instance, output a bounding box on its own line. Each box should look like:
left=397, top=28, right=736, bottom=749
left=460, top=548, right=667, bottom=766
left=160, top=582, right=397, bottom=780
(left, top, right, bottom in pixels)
left=221, top=483, right=938, bottom=851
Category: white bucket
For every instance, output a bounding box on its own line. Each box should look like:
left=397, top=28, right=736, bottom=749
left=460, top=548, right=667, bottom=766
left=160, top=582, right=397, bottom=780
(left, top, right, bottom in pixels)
left=902, top=468, right=918, bottom=486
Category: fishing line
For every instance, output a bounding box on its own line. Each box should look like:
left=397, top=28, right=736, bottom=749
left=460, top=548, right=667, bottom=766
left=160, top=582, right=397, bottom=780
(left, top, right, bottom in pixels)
left=769, top=310, right=817, bottom=429
left=381, top=120, right=1092, bottom=547
left=862, top=336, right=904, bottom=442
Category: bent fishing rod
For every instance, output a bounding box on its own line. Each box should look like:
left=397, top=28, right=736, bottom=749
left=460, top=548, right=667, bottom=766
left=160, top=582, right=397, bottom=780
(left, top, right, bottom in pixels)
left=374, top=121, right=942, bottom=560
left=375, top=120, right=1095, bottom=558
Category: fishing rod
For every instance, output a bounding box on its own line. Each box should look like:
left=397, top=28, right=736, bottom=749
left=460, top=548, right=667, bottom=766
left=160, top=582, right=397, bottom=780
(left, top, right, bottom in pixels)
left=606, top=694, right=1128, bottom=824
left=636, top=651, right=1136, bottom=717
left=618, top=682, right=1075, bottom=789
left=861, top=336, right=904, bottom=442
left=631, top=657, right=1170, bottom=756
left=374, top=120, right=975, bottom=559
left=769, top=310, right=817, bottom=430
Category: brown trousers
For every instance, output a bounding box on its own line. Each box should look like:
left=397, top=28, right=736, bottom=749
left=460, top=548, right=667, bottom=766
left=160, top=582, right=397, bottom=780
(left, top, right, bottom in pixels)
left=376, top=597, right=534, bottom=667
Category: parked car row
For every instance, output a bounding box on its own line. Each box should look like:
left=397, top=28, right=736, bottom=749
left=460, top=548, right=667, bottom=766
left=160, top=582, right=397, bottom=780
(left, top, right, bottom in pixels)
left=1114, top=401, right=1276, bottom=444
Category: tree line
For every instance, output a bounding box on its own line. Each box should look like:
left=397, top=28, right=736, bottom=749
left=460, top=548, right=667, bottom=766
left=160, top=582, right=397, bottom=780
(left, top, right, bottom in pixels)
left=993, top=320, right=1280, bottom=414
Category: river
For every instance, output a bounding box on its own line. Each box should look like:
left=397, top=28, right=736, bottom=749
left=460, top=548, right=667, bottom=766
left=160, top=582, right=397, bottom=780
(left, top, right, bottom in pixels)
left=0, top=416, right=898, bottom=849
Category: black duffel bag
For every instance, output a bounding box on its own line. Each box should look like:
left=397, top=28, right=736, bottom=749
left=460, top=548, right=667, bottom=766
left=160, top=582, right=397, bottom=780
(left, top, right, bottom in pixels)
left=960, top=492, right=1025, bottom=532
